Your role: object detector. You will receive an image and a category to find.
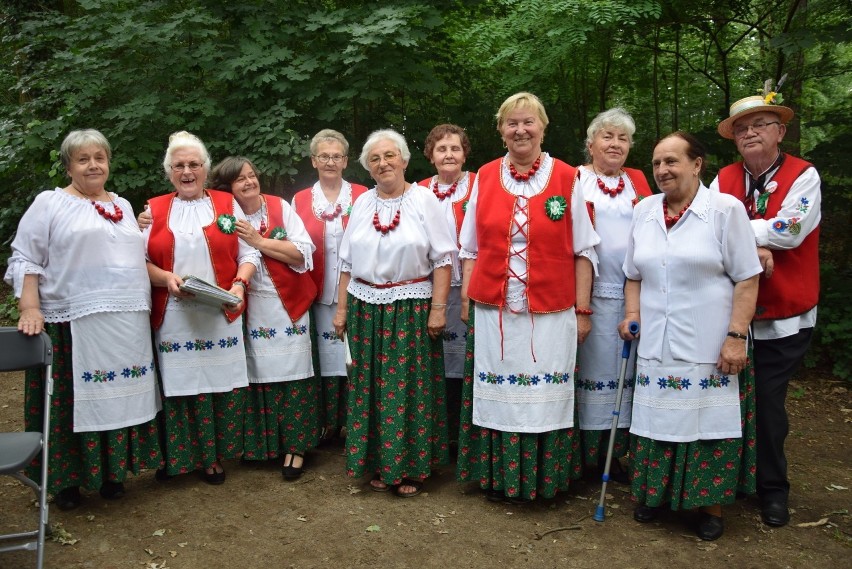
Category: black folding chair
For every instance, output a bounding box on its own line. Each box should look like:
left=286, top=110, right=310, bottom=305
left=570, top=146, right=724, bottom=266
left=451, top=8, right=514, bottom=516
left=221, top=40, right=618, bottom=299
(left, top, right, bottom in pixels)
left=0, top=327, right=53, bottom=569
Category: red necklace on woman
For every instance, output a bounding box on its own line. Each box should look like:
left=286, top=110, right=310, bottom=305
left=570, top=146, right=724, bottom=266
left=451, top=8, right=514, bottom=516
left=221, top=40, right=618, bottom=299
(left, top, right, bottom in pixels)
left=75, top=186, right=123, bottom=223
left=594, top=169, right=625, bottom=197
left=508, top=155, right=542, bottom=182
left=321, top=203, right=344, bottom=221
left=431, top=176, right=459, bottom=201
left=373, top=187, right=405, bottom=234
left=92, top=200, right=123, bottom=222
left=663, top=198, right=690, bottom=227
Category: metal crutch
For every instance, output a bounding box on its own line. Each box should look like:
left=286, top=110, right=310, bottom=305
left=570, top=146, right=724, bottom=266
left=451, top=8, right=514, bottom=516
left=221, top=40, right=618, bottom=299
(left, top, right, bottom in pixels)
left=593, top=321, right=639, bottom=522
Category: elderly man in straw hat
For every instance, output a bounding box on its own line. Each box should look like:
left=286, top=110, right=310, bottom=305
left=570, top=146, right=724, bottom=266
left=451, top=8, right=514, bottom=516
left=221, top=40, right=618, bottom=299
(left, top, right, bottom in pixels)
left=709, top=87, right=822, bottom=528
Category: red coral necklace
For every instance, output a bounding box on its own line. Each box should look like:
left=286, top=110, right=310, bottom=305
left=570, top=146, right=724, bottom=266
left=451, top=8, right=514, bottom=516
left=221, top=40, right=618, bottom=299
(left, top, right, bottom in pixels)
left=594, top=167, right=625, bottom=197
left=431, top=176, right=459, bottom=201
left=663, top=198, right=690, bottom=227
left=508, top=155, right=542, bottom=182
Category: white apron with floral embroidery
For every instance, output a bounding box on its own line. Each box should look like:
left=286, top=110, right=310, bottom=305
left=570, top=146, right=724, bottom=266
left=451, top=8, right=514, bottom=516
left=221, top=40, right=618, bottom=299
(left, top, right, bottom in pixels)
left=245, top=289, right=313, bottom=383
left=155, top=296, right=249, bottom=397
left=630, top=334, right=742, bottom=443
left=472, top=305, right=577, bottom=433
left=312, top=302, right=346, bottom=377
left=71, top=311, right=161, bottom=432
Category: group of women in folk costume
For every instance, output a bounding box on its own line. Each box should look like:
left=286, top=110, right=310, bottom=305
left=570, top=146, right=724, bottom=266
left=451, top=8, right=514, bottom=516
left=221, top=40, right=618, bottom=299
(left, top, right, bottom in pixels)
left=9, top=97, right=760, bottom=541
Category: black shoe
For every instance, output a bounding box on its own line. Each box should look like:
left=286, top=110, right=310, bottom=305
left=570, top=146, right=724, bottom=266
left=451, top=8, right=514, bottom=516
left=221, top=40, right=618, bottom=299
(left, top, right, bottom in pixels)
left=55, top=486, right=81, bottom=511
left=485, top=489, right=505, bottom=503
left=155, top=468, right=173, bottom=482
left=99, top=480, right=125, bottom=500
left=697, top=512, right=724, bottom=541
left=202, top=466, right=226, bottom=485
left=761, top=499, right=790, bottom=527
left=606, top=459, right=630, bottom=485
left=633, top=504, right=659, bottom=523
left=281, top=453, right=304, bottom=481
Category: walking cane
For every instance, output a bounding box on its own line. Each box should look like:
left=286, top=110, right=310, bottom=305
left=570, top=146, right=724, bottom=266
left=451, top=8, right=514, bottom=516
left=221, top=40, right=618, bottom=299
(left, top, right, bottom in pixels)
left=593, top=321, right=639, bottom=522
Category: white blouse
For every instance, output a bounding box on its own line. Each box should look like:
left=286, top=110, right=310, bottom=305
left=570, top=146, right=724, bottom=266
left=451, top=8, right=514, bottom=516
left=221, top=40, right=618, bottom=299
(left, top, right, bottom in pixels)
left=5, top=188, right=151, bottom=322
left=340, top=184, right=457, bottom=304
left=424, top=173, right=472, bottom=287
left=577, top=165, right=641, bottom=299
left=623, top=184, right=762, bottom=363
left=244, top=196, right=314, bottom=295
left=305, top=181, right=354, bottom=305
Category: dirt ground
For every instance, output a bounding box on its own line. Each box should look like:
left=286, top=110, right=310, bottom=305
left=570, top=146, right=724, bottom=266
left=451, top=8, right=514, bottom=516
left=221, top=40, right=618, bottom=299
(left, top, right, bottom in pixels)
left=0, top=371, right=849, bottom=569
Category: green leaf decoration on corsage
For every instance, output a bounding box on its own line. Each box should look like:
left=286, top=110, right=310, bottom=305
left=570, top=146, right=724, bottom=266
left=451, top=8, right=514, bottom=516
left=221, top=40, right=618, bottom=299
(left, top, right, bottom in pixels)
left=631, top=195, right=645, bottom=208
left=217, top=214, right=237, bottom=234
left=544, top=196, right=567, bottom=220
left=345, top=205, right=353, bottom=216
left=755, top=192, right=771, bottom=215
left=462, top=200, right=469, bottom=212
left=269, top=226, right=287, bottom=240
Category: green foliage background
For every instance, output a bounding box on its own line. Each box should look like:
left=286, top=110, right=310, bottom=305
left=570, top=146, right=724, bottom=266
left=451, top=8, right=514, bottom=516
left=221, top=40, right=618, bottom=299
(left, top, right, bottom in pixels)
left=0, top=0, right=849, bottom=377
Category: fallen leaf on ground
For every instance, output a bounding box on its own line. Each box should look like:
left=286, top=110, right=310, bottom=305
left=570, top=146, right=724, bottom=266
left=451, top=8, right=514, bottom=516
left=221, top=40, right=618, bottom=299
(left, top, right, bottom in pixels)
left=828, top=484, right=848, bottom=491
left=796, top=518, right=829, bottom=528
left=296, top=515, right=307, bottom=522
left=49, top=523, right=78, bottom=545
left=365, top=525, right=381, bottom=532
left=152, top=529, right=166, bottom=537
left=347, top=485, right=361, bottom=495
left=144, top=548, right=154, bottom=556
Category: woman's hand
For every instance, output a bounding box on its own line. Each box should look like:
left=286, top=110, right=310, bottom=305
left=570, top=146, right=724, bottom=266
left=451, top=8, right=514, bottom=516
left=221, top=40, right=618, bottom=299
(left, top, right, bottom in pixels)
left=460, top=296, right=470, bottom=324
left=428, top=306, right=446, bottom=340
left=224, top=284, right=245, bottom=311
left=618, top=315, right=640, bottom=340
left=137, top=206, right=152, bottom=231
left=165, top=273, right=192, bottom=298
left=235, top=219, right=264, bottom=249
left=717, top=336, right=747, bottom=376
left=333, top=307, right=347, bottom=338
left=576, top=313, right=592, bottom=344
left=18, top=307, right=44, bottom=336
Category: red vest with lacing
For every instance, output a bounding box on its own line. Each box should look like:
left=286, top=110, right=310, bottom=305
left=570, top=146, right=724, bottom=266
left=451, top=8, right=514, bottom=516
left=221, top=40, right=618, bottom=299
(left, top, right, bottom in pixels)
left=418, top=172, right=475, bottom=245
left=717, top=154, right=819, bottom=320
left=261, top=195, right=317, bottom=322
left=147, top=190, right=244, bottom=330
left=292, top=183, right=368, bottom=300
left=467, top=158, right=578, bottom=313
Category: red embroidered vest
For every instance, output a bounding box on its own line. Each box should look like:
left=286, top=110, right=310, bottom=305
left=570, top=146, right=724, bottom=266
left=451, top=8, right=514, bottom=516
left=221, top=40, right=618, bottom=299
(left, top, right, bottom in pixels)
left=717, top=154, right=819, bottom=320
left=292, top=183, right=368, bottom=299
left=147, top=190, right=244, bottom=330
left=418, top=172, right=475, bottom=245
left=584, top=167, right=653, bottom=227
left=467, top=158, right=578, bottom=313
left=261, top=195, right=317, bottom=322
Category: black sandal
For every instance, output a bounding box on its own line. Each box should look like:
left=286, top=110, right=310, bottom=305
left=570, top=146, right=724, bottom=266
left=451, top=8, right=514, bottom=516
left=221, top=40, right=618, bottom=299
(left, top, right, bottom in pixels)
left=281, top=453, right=304, bottom=481
left=395, top=479, right=423, bottom=498
left=202, top=464, right=226, bottom=485
left=99, top=480, right=125, bottom=500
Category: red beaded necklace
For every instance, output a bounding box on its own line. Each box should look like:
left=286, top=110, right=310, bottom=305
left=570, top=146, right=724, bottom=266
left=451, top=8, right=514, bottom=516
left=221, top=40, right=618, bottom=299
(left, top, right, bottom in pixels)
left=595, top=173, right=625, bottom=197
left=373, top=207, right=401, bottom=234
left=321, top=203, right=344, bottom=221
left=431, top=176, right=459, bottom=201
left=373, top=185, right=407, bottom=234
left=508, top=155, right=542, bottom=182
left=92, top=200, right=123, bottom=222
left=662, top=198, right=690, bottom=227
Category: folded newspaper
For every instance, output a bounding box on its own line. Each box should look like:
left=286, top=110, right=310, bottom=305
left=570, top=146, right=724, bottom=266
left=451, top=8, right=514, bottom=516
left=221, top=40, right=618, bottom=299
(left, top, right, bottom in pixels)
left=179, top=275, right=241, bottom=307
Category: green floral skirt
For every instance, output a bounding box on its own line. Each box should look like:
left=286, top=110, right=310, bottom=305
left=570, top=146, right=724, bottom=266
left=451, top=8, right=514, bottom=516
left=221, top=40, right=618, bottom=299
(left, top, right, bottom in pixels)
left=629, top=350, right=757, bottom=510
left=345, top=296, right=449, bottom=484
left=25, top=322, right=162, bottom=494
left=243, top=378, right=320, bottom=460
left=161, top=388, right=246, bottom=474
left=455, top=306, right=583, bottom=500
left=581, top=429, right=630, bottom=468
